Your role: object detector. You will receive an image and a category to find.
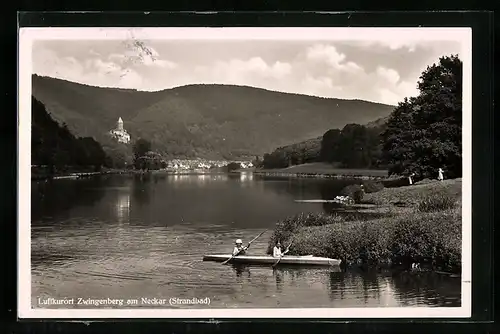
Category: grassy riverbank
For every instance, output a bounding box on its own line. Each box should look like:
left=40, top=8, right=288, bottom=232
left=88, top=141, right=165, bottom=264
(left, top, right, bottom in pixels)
left=255, top=162, right=388, bottom=177
left=255, top=162, right=388, bottom=178
left=268, top=178, right=462, bottom=272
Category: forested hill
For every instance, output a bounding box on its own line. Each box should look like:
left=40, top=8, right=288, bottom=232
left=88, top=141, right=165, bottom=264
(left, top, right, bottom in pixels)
left=32, top=74, right=395, bottom=160
left=32, top=96, right=107, bottom=171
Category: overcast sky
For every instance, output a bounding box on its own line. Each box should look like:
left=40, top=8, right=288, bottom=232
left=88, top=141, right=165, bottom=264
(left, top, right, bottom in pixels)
left=31, top=30, right=463, bottom=105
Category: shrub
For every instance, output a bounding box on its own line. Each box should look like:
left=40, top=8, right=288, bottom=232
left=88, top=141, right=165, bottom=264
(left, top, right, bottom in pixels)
left=339, top=184, right=364, bottom=203
left=390, top=208, right=461, bottom=270
left=417, top=194, right=457, bottom=212
left=269, top=207, right=462, bottom=271
left=267, top=212, right=351, bottom=254
left=381, top=177, right=409, bottom=188
left=226, top=162, right=241, bottom=172
left=362, top=180, right=385, bottom=193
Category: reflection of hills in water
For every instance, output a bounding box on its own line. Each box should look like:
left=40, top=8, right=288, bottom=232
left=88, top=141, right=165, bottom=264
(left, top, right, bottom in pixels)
left=328, top=268, right=461, bottom=307
left=224, top=264, right=429, bottom=308
left=31, top=174, right=385, bottom=232
left=328, top=268, right=386, bottom=306
left=390, top=270, right=461, bottom=307
left=31, top=174, right=462, bottom=308
left=31, top=177, right=108, bottom=221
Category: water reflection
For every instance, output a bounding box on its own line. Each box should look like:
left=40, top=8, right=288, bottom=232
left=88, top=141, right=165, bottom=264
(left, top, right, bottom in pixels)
left=166, top=174, right=230, bottom=186
left=31, top=177, right=108, bottom=223
left=132, top=176, right=152, bottom=206
left=391, top=271, right=461, bottom=307
left=31, top=174, right=461, bottom=308
left=115, top=192, right=130, bottom=224
left=231, top=264, right=251, bottom=278
left=239, top=172, right=254, bottom=182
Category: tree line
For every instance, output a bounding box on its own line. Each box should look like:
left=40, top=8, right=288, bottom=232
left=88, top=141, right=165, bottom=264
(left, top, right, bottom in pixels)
left=262, top=54, right=462, bottom=179
left=262, top=123, right=385, bottom=170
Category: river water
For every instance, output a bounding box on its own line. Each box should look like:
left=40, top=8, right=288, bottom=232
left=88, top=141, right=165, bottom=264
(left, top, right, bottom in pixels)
left=31, top=173, right=461, bottom=308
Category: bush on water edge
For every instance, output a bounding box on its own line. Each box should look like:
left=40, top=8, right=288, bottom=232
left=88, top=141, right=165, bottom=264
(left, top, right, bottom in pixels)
left=361, top=180, right=385, bottom=193
left=382, top=177, right=411, bottom=188
left=336, top=181, right=384, bottom=204
left=268, top=208, right=461, bottom=272
left=339, top=184, right=364, bottom=203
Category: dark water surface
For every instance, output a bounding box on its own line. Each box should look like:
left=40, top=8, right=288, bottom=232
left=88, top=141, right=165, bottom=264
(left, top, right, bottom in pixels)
left=31, top=173, right=461, bottom=308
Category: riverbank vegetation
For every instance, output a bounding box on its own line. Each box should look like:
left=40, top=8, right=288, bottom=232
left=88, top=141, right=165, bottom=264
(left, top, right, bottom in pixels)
left=268, top=178, right=462, bottom=272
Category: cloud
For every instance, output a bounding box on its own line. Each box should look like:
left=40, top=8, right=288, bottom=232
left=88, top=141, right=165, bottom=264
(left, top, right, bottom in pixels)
left=305, top=44, right=347, bottom=67
left=33, top=46, right=144, bottom=89
left=349, top=39, right=419, bottom=53
left=32, top=39, right=456, bottom=105
left=376, top=66, right=400, bottom=85
left=287, top=44, right=417, bottom=104
left=193, top=57, right=292, bottom=85
left=33, top=41, right=179, bottom=90
left=109, top=48, right=177, bottom=69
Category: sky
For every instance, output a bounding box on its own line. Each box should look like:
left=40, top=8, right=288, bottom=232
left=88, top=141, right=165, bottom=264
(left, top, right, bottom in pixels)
left=31, top=28, right=464, bottom=105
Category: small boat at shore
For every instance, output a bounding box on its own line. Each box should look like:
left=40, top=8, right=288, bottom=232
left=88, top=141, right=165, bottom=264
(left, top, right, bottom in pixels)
left=203, top=254, right=342, bottom=266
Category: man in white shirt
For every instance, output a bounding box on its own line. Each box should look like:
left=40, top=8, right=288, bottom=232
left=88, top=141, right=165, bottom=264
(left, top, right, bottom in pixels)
left=233, top=239, right=248, bottom=256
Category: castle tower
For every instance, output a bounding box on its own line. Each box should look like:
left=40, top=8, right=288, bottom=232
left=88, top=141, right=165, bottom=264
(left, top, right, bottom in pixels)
left=110, top=117, right=130, bottom=144
left=117, top=117, right=124, bottom=131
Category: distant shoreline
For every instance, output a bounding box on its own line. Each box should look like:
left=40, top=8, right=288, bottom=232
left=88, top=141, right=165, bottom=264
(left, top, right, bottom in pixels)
left=31, top=168, right=232, bottom=181
left=240, top=162, right=390, bottom=180
left=31, top=162, right=393, bottom=181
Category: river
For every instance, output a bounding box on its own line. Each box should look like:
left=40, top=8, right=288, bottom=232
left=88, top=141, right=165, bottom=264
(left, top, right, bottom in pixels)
left=31, top=173, right=461, bottom=309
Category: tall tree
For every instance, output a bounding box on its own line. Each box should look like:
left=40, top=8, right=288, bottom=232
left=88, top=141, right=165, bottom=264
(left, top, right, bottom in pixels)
left=320, top=129, right=342, bottom=162
left=381, top=54, right=462, bottom=178
left=133, top=138, right=152, bottom=170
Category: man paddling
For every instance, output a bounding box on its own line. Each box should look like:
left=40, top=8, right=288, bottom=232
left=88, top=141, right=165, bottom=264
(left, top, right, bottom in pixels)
left=222, top=230, right=267, bottom=265
left=233, top=239, right=248, bottom=256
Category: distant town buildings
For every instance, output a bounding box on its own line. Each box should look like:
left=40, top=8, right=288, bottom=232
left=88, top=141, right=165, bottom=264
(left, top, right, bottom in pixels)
left=165, top=159, right=253, bottom=172
left=109, top=117, right=131, bottom=144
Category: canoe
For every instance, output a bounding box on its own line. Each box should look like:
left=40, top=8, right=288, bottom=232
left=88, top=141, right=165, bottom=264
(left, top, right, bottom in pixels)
left=203, top=254, right=342, bottom=266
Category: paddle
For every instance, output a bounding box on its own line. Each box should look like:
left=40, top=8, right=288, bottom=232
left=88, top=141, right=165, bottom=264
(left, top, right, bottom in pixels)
left=272, top=240, right=293, bottom=268
left=222, top=230, right=268, bottom=265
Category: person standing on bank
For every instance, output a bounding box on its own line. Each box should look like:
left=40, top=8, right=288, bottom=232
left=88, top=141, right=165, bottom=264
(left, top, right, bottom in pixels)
left=408, top=172, right=416, bottom=185
left=233, top=239, right=248, bottom=256
left=437, top=168, right=444, bottom=181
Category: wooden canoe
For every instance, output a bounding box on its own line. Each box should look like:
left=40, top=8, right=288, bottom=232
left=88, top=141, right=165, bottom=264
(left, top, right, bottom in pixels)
left=203, top=254, right=342, bottom=266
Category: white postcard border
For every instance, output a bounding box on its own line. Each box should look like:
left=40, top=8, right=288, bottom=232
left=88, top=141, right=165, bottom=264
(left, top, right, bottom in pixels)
left=18, top=27, right=472, bottom=319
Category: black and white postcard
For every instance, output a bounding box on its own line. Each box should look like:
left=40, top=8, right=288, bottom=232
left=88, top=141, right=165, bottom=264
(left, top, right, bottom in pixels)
left=18, top=27, right=471, bottom=318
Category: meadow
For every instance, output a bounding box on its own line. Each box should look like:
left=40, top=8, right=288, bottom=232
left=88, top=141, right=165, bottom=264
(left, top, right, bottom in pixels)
left=256, top=162, right=389, bottom=178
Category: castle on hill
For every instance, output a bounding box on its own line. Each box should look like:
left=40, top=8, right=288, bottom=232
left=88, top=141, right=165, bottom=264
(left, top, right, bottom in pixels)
left=109, top=117, right=131, bottom=144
